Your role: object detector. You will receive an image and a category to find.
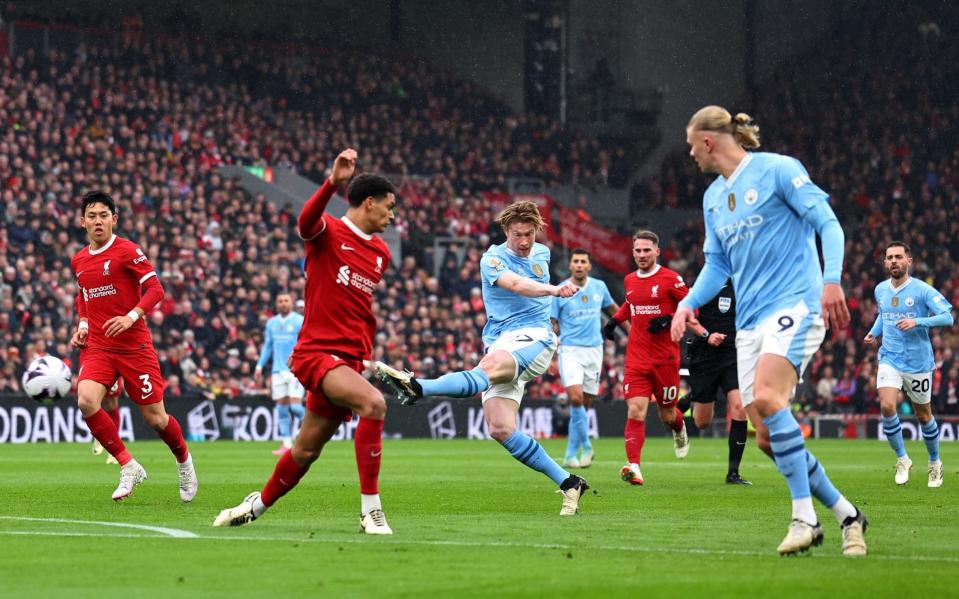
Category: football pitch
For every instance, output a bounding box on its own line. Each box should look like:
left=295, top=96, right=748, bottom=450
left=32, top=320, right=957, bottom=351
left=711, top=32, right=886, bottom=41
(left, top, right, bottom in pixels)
left=1, top=437, right=956, bottom=598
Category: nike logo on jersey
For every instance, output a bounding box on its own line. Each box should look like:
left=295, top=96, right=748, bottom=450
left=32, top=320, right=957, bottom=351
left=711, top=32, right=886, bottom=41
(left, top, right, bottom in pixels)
left=341, top=243, right=355, bottom=251
left=141, top=392, right=153, bottom=400
left=626, top=290, right=634, bottom=295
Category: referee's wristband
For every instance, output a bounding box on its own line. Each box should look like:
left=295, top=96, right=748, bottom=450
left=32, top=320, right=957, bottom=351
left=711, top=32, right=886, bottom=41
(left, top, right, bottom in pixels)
left=126, top=309, right=141, bottom=322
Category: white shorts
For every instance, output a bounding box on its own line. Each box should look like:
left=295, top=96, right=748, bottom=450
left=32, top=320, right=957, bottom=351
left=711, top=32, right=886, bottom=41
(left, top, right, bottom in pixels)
left=736, top=301, right=825, bottom=408
left=877, top=363, right=932, bottom=405
left=271, top=370, right=305, bottom=401
left=483, top=327, right=557, bottom=404
left=557, top=345, right=603, bottom=395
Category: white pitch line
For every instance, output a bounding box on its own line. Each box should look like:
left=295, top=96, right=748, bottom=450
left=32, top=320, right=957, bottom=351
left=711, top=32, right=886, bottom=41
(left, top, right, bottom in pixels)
left=0, top=516, right=197, bottom=538
left=1, top=527, right=957, bottom=564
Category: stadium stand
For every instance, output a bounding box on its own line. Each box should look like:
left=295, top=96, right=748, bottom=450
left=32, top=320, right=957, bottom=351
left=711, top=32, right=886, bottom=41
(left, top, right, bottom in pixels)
left=1, top=5, right=957, bottom=416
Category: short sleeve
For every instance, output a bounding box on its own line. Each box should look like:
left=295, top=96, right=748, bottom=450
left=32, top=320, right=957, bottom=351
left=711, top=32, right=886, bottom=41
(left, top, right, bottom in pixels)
left=601, top=281, right=614, bottom=308
left=481, top=252, right=509, bottom=286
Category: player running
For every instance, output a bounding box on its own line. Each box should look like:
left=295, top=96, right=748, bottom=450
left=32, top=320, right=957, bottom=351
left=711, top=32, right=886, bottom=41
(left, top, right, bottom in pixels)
left=91, top=378, right=123, bottom=465
left=71, top=191, right=197, bottom=502
left=551, top=249, right=617, bottom=469
left=603, top=230, right=691, bottom=486
left=864, top=241, right=954, bottom=487
left=671, top=106, right=867, bottom=556
left=215, top=149, right=397, bottom=534
left=375, top=201, right=590, bottom=516
left=255, top=292, right=306, bottom=455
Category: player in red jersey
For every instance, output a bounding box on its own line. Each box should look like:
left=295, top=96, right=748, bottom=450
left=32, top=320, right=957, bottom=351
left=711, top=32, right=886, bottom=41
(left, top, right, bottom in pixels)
left=70, top=191, right=197, bottom=502
left=91, top=378, right=122, bottom=464
left=603, top=230, right=690, bottom=485
left=214, top=149, right=397, bottom=535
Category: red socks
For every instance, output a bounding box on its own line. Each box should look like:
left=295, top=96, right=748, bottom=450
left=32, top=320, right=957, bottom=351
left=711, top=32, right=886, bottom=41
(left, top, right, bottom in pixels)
left=261, top=450, right=310, bottom=506
left=84, top=409, right=132, bottom=466
left=354, top=417, right=384, bottom=495
left=624, top=418, right=645, bottom=464
left=106, top=406, right=121, bottom=429
left=157, top=415, right=190, bottom=463
left=671, top=407, right=686, bottom=433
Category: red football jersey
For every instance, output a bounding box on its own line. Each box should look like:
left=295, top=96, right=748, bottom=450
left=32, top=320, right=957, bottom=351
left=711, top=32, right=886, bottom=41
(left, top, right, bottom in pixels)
left=614, top=264, right=688, bottom=366
left=71, top=235, right=157, bottom=352
left=294, top=214, right=391, bottom=361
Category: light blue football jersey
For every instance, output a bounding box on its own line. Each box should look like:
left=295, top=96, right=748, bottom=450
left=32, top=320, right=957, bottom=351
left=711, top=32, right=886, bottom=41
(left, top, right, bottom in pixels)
left=874, top=278, right=952, bottom=372
left=257, top=312, right=304, bottom=374
left=701, top=152, right=832, bottom=329
left=551, top=276, right=614, bottom=347
left=480, top=242, right=553, bottom=347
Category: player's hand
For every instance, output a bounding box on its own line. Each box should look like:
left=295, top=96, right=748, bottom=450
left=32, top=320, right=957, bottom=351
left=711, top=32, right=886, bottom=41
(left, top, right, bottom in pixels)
left=70, top=327, right=88, bottom=348
left=707, top=332, right=726, bottom=347
left=330, top=148, right=358, bottom=186
left=253, top=368, right=262, bottom=385
left=602, top=319, right=618, bottom=341
left=647, top=315, right=673, bottom=334
left=103, top=315, right=135, bottom=338
left=863, top=333, right=879, bottom=347
left=821, top=283, right=850, bottom=330
left=896, top=318, right=917, bottom=332
left=671, top=307, right=697, bottom=342
left=554, top=283, right=579, bottom=298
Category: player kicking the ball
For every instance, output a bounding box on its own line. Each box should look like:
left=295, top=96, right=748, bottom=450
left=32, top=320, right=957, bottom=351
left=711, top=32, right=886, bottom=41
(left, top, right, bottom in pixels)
left=215, top=149, right=397, bottom=534
left=71, top=191, right=197, bottom=502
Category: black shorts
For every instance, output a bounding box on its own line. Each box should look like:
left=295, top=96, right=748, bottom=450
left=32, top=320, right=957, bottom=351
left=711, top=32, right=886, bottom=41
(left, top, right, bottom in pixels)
left=687, top=355, right=738, bottom=404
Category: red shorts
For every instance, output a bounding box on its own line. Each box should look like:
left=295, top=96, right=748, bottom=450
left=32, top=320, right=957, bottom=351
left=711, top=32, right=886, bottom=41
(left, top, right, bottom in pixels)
left=623, top=362, right=681, bottom=406
left=290, top=350, right=363, bottom=423
left=79, top=347, right=164, bottom=406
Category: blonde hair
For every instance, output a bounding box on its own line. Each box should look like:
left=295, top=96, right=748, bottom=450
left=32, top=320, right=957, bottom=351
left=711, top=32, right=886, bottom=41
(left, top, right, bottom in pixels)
left=497, top=200, right=546, bottom=232
left=688, top=105, right=761, bottom=149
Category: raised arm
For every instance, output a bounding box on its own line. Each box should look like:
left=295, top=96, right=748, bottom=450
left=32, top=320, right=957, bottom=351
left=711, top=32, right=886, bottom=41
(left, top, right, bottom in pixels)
left=298, top=148, right=358, bottom=240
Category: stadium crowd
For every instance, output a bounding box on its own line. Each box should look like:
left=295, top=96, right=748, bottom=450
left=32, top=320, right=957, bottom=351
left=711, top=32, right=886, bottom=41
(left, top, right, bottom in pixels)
left=1, top=7, right=957, bottom=417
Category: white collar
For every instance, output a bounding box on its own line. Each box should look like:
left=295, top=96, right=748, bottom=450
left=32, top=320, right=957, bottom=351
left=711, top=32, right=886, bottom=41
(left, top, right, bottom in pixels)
left=890, top=277, right=912, bottom=293
left=88, top=234, right=117, bottom=255
left=341, top=216, right=372, bottom=241
left=724, top=152, right=754, bottom=189
left=635, top=264, right=661, bottom=279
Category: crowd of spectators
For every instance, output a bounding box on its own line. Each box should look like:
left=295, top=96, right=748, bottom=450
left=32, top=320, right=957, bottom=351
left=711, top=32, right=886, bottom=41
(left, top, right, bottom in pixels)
left=1, top=6, right=957, bottom=419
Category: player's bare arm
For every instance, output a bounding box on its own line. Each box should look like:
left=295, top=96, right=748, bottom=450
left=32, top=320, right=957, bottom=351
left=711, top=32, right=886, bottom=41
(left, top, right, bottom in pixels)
left=895, top=318, right=917, bottom=332
left=71, top=319, right=89, bottom=348
left=496, top=270, right=578, bottom=298
left=330, top=148, right=358, bottom=186
left=821, top=283, right=850, bottom=330
left=670, top=306, right=699, bottom=342
left=298, top=148, right=358, bottom=239
left=103, top=307, right=144, bottom=338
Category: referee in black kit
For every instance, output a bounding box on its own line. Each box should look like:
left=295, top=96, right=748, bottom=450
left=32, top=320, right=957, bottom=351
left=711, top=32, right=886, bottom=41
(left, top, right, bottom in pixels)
left=683, top=280, right=750, bottom=485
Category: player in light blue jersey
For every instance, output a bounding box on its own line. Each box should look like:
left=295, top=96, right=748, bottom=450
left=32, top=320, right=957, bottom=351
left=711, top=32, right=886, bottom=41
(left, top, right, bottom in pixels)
left=550, top=249, right=617, bottom=469
left=864, top=241, right=954, bottom=488
left=376, top=201, right=591, bottom=515
left=671, top=106, right=867, bottom=556
left=255, top=293, right=306, bottom=455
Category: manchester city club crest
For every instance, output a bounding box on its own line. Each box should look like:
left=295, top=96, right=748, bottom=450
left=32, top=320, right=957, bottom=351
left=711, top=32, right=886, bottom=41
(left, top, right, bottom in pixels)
left=891, top=297, right=899, bottom=307
left=744, top=188, right=759, bottom=205
left=728, top=193, right=736, bottom=211
left=532, top=263, right=544, bottom=277
left=718, top=297, right=731, bottom=313
left=905, top=297, right=915, bottom=307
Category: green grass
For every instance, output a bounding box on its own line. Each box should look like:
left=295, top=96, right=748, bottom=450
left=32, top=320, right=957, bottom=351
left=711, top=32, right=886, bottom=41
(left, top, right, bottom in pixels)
left=0, top=437, right=957, bottom=598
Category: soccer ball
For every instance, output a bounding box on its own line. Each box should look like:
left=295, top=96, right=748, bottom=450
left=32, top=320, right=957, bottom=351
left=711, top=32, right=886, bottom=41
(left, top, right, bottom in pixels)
left=22, top=355, right=73, bottom=401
